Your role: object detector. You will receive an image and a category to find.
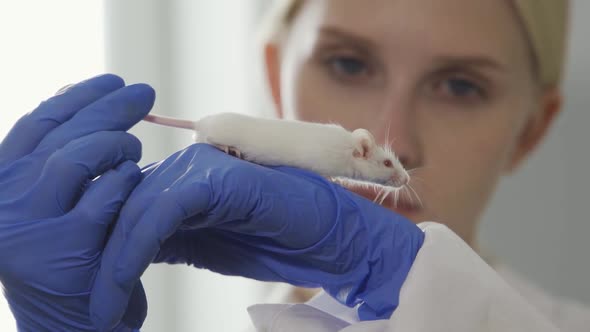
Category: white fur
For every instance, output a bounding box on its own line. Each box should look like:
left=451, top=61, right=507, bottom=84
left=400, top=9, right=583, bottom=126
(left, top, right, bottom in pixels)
left=143, top=112, right=408, bottom=187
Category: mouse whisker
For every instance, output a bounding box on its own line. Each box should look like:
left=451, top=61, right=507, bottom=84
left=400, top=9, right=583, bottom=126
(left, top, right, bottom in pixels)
left=379, top=188, right=391, bottom=205
left=407, top=176, right=425, bottom=183
left=379, top=190, right=387, bottom=205
left=385, top=119, right=392, bottom=146
left=405, top=186, right=416, bottom=207
left=407, top=168, right=421, bottom=175
left=372, top=188, right=381, bottom=204
left=384, top=120, right=397, bottom=153
left=375, top=190, right=383, bottom=204
left=406, top=184, right=423, bottom=208
left=390, top=187, right=399, bottom=205
left=399, top=186, right=408, bottom=205
left=406, top=164, right=434, bottom=174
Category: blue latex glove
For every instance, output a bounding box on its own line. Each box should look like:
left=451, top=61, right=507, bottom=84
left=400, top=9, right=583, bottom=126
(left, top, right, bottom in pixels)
left=0, top=74, right=155, bottom=331
left=90, top=143, right=425, bottom=331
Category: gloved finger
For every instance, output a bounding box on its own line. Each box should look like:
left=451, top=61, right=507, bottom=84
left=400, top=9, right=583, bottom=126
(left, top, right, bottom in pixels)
left=192, top=165, right=339, bottom=248
left=54, top=83, right=75, bottom=95
left=90, top=185, right=211, bottom=331
left=26, top=131, right=142, bottom=218
left=112, top=166, right=338, bottom=287
left=0, top=74, right=125, bottom=165
left=34, top=83, right=155, bottom=155
left=120, top=282, right=148, bottom=330
left=117, top=189, right=212, bottom=283
left=71, top=160, right=141, bottom=231
left=156, top=229, right=325, bottom=287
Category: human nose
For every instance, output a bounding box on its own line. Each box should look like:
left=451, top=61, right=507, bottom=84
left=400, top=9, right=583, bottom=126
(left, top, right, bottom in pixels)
left=368, top=89, right=423, bottom=172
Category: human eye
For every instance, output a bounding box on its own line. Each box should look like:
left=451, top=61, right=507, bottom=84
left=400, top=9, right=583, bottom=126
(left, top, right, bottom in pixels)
left=432, top=74, right=488, bottom=104
left=326, top=55, right=368, bottom=77
left=320, top=52, right=374, bottom=84
left=445, top=78, right=482, bottom=97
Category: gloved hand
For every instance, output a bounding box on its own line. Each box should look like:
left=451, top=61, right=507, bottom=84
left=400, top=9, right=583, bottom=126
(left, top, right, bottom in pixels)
left=0, top=74, right=155, bottom=331
left=90, top=143, right=425, bottom=331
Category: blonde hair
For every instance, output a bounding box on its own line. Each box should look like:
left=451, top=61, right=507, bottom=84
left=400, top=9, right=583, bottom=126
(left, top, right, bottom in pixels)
left=260, top=0, right=570, bottom=87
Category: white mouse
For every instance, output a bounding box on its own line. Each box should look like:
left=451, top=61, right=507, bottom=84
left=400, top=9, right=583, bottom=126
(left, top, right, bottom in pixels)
left=143, top=112, right=410, bottom=189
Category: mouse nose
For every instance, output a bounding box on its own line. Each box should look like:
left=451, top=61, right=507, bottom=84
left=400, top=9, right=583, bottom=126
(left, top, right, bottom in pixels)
left=391, top=171, right=410, bottom=187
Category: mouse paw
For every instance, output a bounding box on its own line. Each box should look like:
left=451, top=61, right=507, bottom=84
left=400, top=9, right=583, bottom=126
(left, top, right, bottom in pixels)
left=212, top=144, right=243, bottom=159
left=212, top=143, right=230, bottom=154
left=227, top=146, right=243, bottom=159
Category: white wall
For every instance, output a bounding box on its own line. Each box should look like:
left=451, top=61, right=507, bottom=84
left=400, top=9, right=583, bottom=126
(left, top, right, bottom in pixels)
left=0, top=1, right=105, bottom=330
left=477, top=0, right=590, bottom=305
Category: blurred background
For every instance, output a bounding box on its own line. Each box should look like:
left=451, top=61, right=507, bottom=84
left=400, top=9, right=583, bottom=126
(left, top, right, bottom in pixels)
left=0, top=1, right=588, bottom=331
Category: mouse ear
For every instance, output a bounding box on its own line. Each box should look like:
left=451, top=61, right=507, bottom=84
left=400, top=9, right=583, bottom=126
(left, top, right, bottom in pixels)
left=352, top=128, right=375, bottom=159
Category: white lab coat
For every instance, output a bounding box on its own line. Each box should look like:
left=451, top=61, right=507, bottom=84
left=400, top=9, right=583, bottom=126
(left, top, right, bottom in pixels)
left=246, top=222, right=590, bottom=331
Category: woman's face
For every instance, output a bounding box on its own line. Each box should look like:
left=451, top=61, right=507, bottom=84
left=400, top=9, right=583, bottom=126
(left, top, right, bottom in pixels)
left=266, top=0, right=560, bottom=244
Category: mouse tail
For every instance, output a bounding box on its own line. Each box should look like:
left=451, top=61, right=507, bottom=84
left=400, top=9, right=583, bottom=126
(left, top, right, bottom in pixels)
left=143, top=113, right=196, bottom=131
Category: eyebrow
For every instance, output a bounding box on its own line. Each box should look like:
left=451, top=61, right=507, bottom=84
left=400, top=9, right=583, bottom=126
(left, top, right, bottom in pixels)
left=318, top=26, right=379, bottom=53
left=433, top=55, right=507, bottom=73
left=318, top=26, right=506, bottom=73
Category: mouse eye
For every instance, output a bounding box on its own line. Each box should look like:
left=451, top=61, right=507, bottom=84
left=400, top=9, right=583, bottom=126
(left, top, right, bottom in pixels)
left=383, top=159, right=393, bottom=168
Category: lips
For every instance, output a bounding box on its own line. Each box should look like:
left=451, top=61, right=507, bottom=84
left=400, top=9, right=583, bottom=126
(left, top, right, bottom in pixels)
left=331, top=178, right=423, bottom=217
